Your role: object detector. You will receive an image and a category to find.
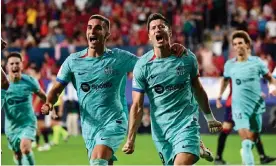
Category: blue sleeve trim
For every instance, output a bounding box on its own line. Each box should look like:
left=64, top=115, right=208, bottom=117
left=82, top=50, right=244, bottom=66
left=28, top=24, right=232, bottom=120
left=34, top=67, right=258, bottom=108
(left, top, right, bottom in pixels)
left=132, top=88, right=145, bottom=93
left=56, top=78, right=68, bottom=86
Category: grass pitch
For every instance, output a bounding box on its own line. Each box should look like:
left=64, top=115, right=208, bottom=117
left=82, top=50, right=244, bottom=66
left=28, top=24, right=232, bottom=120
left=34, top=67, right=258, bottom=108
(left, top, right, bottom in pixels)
left=1, top=134, right=276, bottom=165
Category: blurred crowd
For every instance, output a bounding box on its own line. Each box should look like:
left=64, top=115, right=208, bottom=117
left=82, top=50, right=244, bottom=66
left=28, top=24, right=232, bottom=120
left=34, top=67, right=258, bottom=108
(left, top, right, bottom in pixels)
left=1, top=0, right=276, bottom=78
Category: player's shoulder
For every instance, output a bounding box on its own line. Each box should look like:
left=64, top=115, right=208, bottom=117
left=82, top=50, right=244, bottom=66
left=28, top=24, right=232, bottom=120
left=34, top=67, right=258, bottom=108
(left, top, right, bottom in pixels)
left=21, top=74, right=37, bottom=85
left=135, top=50, right=155, bottom=67
left=110, top=48, right=136, bottom=57
left=225, top=57, right=236, bottom=66
left=248, top=55, right=262, bottom=63
left=66, top=48, right=88, bottom=60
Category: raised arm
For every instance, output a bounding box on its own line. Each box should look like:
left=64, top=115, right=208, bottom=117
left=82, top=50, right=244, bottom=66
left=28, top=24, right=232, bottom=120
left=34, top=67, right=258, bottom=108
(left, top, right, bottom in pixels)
left=122, top=91, right=144, bottom=154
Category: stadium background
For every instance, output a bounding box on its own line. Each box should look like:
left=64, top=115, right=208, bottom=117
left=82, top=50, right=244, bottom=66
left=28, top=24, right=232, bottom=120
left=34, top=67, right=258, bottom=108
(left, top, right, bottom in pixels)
left=1, top=0, right=276, bottom=165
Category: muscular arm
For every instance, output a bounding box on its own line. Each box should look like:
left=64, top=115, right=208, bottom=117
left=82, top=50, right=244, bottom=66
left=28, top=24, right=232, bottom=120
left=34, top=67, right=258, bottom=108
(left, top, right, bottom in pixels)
left=127, top=91, right=144, bottom=142
left=47, top=82, right=65, bottom=107
left=191, top=77, right=212, bottom=114
left=35, top=89, right=47, bottom=103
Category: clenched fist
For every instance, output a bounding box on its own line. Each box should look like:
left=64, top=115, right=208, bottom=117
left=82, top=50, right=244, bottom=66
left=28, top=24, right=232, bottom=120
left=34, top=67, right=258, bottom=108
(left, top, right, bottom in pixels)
left=207, top=120, right=222, bottom=133
left=122, top=140, right=135, bottom=154
left=41, top=103, right=52, bottom=115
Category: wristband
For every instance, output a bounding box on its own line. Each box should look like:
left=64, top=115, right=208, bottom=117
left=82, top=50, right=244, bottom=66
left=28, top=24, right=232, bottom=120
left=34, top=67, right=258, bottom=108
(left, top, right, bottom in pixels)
left=204, top=112, right=215, bottom=121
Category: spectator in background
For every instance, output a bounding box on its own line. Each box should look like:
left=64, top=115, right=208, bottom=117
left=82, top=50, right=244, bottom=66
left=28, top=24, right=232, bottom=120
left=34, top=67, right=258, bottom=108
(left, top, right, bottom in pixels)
left=64, top=82, right=79, bottom=137
left=266, top=14, right=276, bottom=43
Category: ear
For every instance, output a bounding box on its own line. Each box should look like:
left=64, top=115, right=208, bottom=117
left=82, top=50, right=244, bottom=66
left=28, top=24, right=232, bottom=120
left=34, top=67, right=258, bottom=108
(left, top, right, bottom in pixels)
left=148, top=34, right=152, bottom=41
left=105, top=32, right=110, bottom=39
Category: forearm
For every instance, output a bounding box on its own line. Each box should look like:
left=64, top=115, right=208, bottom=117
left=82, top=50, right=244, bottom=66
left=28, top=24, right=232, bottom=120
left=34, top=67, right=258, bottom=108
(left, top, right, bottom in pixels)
left=127, top=103, right=143, bottom=142
left=193, top=86, right=212, bottom=114
left=218, top=78, right=229, bottom=98
left=47, top=84, right=64, bottom=107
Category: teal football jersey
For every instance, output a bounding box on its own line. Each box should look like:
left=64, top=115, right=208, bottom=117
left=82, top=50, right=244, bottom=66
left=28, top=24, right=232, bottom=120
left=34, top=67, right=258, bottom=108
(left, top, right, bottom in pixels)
left=223, top=56, right=269, bottom=114
left=132, top=50, right=200, bottom=141
left=57, top=48, right=138, bottom=139
left=120, top=74, right=128, bottom=118
left=4, top=74, right=39, bottom=135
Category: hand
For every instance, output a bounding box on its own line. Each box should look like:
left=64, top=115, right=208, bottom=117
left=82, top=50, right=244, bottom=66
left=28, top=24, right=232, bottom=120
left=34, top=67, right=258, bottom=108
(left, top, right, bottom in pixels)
left=122, top=140, right=135, bottom=154
left=1, top=38, right=7, bottom=49
left=170, top=43, right=186, bottom=57
left=207, top=120, right=222, bottom=133
left=51, top=109, right=59, bottom=119
left=41, top=103, right=52, bottom=115
left=216, top=98, right=223, bottom=109
left=270, top=89, right=276, bottom=96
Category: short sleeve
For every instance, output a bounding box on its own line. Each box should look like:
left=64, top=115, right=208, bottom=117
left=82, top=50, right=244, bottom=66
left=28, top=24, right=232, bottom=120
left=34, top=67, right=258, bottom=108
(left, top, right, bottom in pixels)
left=258, top=58, right=269, bottom=76
left=120, top=50, right=139, bottom=72
left=132, top=63, right=146, bottom=93
left=30, top=77, right=40, bottom=93
left=188, top=51, right=199, bottom=78
left=223, top=61, right=231, bottom=78
left=57, top=56, right=72, bottom=86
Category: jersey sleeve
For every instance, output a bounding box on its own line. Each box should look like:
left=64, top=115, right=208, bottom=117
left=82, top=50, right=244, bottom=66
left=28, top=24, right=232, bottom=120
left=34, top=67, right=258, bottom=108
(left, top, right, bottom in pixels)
left=257, top=58, right=269, bottom=76
left=29, top=77, right=40, bottom=93
left=223, top=61, right=231, bottom=78
left=120, top=50, right=139, bottom=72
left=188, top=51, right=199, bottom=78
left=57, top=56, right=72, bottom=86
left=132, top=62, right=146, bottom=93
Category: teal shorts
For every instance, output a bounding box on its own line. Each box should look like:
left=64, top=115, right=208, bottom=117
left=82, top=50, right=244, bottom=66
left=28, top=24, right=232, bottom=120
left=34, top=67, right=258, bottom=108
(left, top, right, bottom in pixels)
left=153, top=127, right=200, bottom=165
left=232, top=111, right=262, bottom=133
left=6, top=125, right=36, bottom=152
left=85, top=119, right=127, bottom=161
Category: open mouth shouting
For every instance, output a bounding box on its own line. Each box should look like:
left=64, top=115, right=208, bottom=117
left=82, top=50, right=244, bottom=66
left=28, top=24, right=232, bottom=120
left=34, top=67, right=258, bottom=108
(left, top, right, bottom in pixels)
left=156, top=34, right=164, bottom=43
left=89, top=36, right=98, bottom=44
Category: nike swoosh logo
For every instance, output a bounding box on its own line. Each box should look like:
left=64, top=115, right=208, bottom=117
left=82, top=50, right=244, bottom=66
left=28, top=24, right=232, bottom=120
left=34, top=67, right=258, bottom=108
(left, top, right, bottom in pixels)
left=100, top=138, right=109, bottom=140
left=78, top=72, right=87, bottom=75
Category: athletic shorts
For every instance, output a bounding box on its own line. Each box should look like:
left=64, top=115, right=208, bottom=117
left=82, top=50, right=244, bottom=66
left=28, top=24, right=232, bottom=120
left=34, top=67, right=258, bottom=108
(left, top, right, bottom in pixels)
left=223, top=106, right=235, bottom=125
left=153, top=127, right=200, bottom=165
left=84, top=119, right=127, bottom=161
left=6, top=125, right=36, bottom=152
left=232, top=111, right=262, bottom=133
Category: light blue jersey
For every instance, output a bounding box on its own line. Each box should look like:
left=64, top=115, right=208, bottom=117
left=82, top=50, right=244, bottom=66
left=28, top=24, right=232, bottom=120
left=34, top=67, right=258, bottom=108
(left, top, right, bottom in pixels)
left=4, top=74, right=39, bottom=134
left=120, top=75, right=129, bottom=119
left=224, top=56, right=269, bottom=115
left=57, top=48, right=138, bottom=140
left=133, top=50, right=200, bottom=141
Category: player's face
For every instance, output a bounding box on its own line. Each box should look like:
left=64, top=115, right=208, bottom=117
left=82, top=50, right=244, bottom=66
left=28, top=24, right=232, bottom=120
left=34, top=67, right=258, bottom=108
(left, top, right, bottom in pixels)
left=86, top=19, right=110, bottom=49
left=148, top=19, right=171, bottom=48
left=232, top=37, right=249, bottom=57
left=7, top=57, right=23, bottom=78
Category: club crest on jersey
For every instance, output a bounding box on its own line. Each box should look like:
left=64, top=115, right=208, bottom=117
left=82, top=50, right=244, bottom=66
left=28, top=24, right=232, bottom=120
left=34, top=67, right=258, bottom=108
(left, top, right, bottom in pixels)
left=176, top=66, right=185, bottom=75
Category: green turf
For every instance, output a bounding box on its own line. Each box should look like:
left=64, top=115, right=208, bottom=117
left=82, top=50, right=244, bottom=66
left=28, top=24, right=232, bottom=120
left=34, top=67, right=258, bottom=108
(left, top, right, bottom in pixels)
left=1, top=134, right=276, bottom=165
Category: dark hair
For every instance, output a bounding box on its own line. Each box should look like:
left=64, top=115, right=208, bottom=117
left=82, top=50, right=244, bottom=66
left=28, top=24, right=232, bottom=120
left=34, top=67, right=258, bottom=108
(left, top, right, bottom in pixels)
left=7, top=52, right=22, bottom=61
left=147, top=13, right=170, bottom=30
left=89, top=14, right=110, bottom=31
left=231, top=30, right=252, bottom=46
